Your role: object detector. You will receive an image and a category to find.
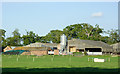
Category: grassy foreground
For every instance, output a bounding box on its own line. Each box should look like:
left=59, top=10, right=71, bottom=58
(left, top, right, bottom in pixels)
left=2, top=55, right=119, bottom=72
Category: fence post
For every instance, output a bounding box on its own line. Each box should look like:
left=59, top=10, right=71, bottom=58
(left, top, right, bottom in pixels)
left=51, top=55, right=54, bottom=62
left=92, top=58, right=94, bottom=62
left=33, top=57, right=34, bottom=62
left=51, top=57, right=53, bottom=61
left=69, top=55, right=71, bottom=62
left=108, top=58, right=110, bottom=62
left=17, top=57, right=18, bottom=62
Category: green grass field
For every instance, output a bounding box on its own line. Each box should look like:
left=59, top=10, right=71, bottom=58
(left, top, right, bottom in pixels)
left=2, top=55, right=119, bottom=72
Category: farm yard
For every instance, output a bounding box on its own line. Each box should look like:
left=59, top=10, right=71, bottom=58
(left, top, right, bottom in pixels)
left=2, top=55, right=119, bottom=72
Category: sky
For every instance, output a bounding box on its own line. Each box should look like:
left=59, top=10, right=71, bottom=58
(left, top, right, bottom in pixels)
left=2, top=2, right=118, bottom=38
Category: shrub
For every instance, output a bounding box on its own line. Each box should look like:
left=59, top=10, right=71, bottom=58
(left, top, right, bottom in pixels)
left=73, top=52, right=83, bottom=56
left=84, top=50, right=87, bottom=55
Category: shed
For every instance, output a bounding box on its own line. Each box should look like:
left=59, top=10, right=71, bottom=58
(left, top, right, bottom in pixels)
left=67, top=39, right=113, bottom=55
left=24, top=42, right=58, bottom=50
left=3, top=46, right=13, bottom=52
left=54, top=49, right=59, bottom=55
left=14, top=47, right=50, bottom=56
left=110, top=42, right=120, bottom=53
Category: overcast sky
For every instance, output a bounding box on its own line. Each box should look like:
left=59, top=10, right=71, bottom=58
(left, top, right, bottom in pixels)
left=2, top=2, right=118, bottom=38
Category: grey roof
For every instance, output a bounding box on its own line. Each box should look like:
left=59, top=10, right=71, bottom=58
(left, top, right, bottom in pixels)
left=110, top=42, right=120, bottom=52
left=24, top=42, right=58, bottom=48
left=68, top=39, right=113, bottom=52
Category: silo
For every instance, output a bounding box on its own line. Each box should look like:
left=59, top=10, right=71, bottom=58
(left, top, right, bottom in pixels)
left=60, top=34, right=67, bottom=53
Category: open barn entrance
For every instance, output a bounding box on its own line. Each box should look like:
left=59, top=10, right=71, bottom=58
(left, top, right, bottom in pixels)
left=85, top=48, right=102, bottom=52
left=85, top=48, right=102, bottom=55
left=69, top=46, right=76, bottom=52
left=76, top=49, right=84, bottom=52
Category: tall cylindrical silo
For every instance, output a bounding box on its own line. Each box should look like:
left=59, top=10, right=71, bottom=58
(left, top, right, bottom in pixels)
left=60, top=34, right=67, bottom=52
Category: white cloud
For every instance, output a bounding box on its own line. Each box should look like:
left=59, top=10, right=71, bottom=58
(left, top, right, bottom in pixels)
left=91, top=12, right=103, bottom=17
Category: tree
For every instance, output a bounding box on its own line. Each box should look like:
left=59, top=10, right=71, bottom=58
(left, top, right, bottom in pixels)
left=63, top=24, right=84, bottom=40
left=45, top=30, right=63, bottom=43
left=22, top=31, right=37, bottom=45
left=101, top=36, right=109, bottom=43
left=40, top=36, right=48, bottom=43
left=6, top=29, right=21, bottom=46
left=105, top=29, right=119, bottom=44
left=35, top=34, right=42, bottom=42
left=82, top=23, right=94, bottom=38
left=12, top=29, right=21, bottom=45
left=91, top=24, right=103, bottom=41
left=63, top=23, right=103, bottom=41
left=0, top=29, right=7, bottom=49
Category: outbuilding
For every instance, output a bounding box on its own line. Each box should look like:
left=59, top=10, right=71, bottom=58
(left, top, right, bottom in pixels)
left=110, top=42, right=120, bottom=54
left=14, top=47, right=50, bottom=56
left=3, top=46, right=13, bottom=52
left=67, top=39, right=113, bottom=55
left=24, top=42, right=58, bottom=50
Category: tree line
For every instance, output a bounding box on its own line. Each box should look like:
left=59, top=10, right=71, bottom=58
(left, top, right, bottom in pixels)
left=0, top=23, right=119, bottom=49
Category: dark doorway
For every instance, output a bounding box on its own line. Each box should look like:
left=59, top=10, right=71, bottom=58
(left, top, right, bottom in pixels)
left=76, top=49, right=84, bottom=52
left=53, top=47, right=57, bottom=50
left=85, top=48, right=102, bottom=52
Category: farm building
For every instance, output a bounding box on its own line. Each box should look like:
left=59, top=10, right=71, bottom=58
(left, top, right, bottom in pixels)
left=3, top=46, right=13, bottom=52
left=110, top=42, right=120, bottom=54
left=24, top=42, right=58, bottom=50
left=14, top=47, right=50, bottom=56
left=3, top=35, right=116, bottom=55
left=67, top=39, right=113, bottom=55
left=3, top=46, right=18, bottom=52
left=23, top=42, right=59, bottom=55
left=2, top=50, right=26, bottom=55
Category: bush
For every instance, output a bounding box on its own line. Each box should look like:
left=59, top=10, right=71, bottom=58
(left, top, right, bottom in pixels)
left=84, top=50, right=87, bottom=55
left=73, top=52, right=83, bottom=56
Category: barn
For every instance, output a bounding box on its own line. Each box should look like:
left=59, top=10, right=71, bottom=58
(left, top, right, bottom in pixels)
left=3, top=46, right=18, bottom=52
left=14, top=47, right=50, bottom=56
left=24, top=42, right=58, bottom=50
left=110, top=42, right=120, bottom=54
left=23, top=42, right=59, bottom=55
left=67, top=39, right=113, bottom=55
left=3, top=46, right=13, bottom=52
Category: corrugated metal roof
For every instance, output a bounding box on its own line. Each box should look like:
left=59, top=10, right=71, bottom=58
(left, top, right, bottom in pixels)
left=111, top=42, right=120, bottom=52
left=68, top=39, right=113, bottom=52
left=24, top=42, right=58, bottom=48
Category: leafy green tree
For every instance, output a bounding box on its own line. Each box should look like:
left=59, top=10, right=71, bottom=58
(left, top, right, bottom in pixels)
left=45, top=30, right=63, bottom=43
left=63, top=23, right=103, bottom=41
left=22, top=31, right=39, bottom=45
left=12, top=29, right=21, bottom=45
left=91, top=24, right=103, bottom=41
left=63, top=24, right=84, bottom=40
left=35, top=34, right=42, bottom=42
left=105, top=29, right=119, bottom=44
left=0, top=29, right=7, bottom=49
left=6, top=29, right=21, bottom=46
left=101, top=36, right=109, bottom=43
left=40, top=36, right=48, bottom=43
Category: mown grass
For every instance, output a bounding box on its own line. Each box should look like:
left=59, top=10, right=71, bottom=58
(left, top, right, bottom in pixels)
left=1, top=55, right=119, bottom=72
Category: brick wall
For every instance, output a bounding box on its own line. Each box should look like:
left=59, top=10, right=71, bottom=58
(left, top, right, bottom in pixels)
left=54, top=50, right=59, bottom=55
left=21, top=52, right=31, bottom=55
left=30, top=50, right=48, bottom=56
